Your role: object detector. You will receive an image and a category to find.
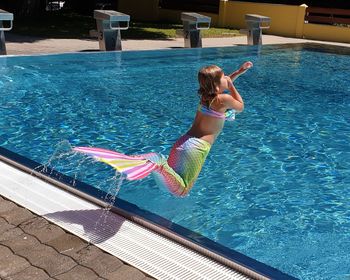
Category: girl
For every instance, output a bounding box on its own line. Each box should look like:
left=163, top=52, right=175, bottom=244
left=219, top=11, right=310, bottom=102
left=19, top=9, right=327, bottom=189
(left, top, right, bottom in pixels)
left=74, top=62, right=253, bottom=197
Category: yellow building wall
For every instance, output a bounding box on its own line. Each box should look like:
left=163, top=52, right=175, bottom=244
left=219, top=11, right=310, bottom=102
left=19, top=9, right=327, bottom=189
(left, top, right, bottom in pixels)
left=218, top=0, right=350, bottom=44
left=116, top=0, right=350, bottom=44
left=218, top=0, right=306, bottom=37
left=303, top=24, right=350, bottom=44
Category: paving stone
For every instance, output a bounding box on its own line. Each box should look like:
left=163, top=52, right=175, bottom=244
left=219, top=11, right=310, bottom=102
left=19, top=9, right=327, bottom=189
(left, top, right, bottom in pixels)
left=8, top=266, right=50, bottom=280
left=105, top=265, right=146, bottom=280
left=0, top=244, right=13, bottom=257
left=0, top=216, right=9, bottom=225
left=16, top=243, right=77, bottom=277
left=81, top=250, right=124, bottom=277
left=20, top=217, right=66, bottom=244
left=68, top=245, right=103, bottom=263
left=55, top=265, right=99, bottom=280
left=0, top=227, right=23, bottom=244
left=1, top=206, right=36, bottom=226
left=0, top=226, right=23, bottom=242
left=0, top=245, right=31, bottom=278
left=0, top=217, right=15, bottom=234
left=45, top=232, right=87, bottom=256
left=0, top=200, right=17, bottom=214
left=0, top=233, right=39, bottom=254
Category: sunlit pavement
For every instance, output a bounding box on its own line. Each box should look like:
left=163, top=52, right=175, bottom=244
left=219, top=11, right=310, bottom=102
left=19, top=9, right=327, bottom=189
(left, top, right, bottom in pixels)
left=5, top=33, right=350, bottom=56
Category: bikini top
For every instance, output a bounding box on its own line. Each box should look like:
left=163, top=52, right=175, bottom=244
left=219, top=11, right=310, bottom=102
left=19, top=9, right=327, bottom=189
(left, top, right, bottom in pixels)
left=198, top=103, right=236, bottom=121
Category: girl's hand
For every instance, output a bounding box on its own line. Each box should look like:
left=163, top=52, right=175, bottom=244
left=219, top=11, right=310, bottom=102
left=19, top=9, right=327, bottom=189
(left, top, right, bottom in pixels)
left=225, top=76, right=234, bottom=90
left=239, top=61, right=253, bottom=72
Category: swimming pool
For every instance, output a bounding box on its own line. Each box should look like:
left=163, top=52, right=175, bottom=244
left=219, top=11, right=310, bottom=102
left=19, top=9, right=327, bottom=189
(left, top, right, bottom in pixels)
left=1, top=44, right=349, bottom=279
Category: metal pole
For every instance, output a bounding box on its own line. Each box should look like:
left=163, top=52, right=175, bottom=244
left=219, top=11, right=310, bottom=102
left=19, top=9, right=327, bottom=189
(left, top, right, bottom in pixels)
left=183, top=21, right=202, bottom=48
left=0, top=22, right=6, bottom=55
left=96, top=19, right=122, bottom=51
left=247, top=22, right=262, bottom=45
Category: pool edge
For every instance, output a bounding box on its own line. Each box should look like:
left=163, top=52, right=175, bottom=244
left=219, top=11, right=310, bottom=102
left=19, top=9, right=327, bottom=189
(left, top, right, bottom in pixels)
left=1, top=42, right=349, bottom=59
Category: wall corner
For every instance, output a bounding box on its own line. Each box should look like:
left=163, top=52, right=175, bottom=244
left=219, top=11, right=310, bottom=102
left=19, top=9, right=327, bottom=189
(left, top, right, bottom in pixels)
left=295, top=4, right=308, bottom=38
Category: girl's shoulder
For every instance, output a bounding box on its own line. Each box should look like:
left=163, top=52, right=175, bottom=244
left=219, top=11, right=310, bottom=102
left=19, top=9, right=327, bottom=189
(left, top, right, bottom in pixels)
left=211, top=94, right=229, bottom=112
left=216, top=94, right=235, bottom=110
left=217, top=93, right=234, bottom=104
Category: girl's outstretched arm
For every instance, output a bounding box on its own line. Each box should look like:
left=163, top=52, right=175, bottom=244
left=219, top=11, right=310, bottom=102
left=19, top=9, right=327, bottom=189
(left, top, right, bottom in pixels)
left=221, top=76, right=244, bottom=112
left=229, top=61, right=253, bottom=81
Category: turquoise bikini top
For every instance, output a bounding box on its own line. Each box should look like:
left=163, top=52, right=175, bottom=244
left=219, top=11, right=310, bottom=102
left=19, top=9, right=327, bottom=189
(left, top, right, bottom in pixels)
left=198, top=103, right=236, bottom=121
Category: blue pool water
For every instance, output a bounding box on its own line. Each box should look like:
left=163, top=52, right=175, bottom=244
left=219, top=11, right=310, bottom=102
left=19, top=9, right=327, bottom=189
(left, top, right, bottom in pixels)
left=1, top=44, right=349, bottom=279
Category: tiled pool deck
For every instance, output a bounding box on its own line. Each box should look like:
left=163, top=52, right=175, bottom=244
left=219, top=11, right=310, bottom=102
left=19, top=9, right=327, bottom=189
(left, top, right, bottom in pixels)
left=0, top=194, right=155, bottom=280
left=1, top=34, right=350, bottom=280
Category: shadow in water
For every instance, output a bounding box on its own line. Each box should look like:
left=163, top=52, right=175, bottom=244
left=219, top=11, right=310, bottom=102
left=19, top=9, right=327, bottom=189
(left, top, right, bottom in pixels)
left=45, top=208, right=124, bottom=244
left=79, top=49, right=101, bottom=52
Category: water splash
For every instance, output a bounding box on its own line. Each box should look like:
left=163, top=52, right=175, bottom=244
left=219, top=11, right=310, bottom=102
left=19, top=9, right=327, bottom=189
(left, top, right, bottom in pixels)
left=30, top=140, right=128, bottom=239
left=33, top=140, right=125, bottom=211
left=32, top=140, right=89, bottom=187
left=95, top=172, right=126, bottom=227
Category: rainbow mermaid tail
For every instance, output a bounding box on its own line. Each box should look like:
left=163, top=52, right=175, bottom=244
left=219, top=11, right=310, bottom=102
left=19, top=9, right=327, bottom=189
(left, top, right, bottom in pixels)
left=73, top=134, right=211, bottom=197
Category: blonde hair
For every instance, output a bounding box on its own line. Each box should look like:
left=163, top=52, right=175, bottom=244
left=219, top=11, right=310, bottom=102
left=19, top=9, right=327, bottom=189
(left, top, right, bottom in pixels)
left=198, top=65, right=223, bottom=107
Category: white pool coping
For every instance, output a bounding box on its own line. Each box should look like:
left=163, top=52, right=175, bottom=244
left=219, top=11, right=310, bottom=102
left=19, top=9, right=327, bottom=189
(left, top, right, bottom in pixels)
left=0, top=158, right=259, bottom=280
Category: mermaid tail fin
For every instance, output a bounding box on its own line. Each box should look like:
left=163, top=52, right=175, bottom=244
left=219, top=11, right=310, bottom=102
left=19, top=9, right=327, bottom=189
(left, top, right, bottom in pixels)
left=73, top=136, right=210, bottom=197
left=73, top=146, right=159, bottom=180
